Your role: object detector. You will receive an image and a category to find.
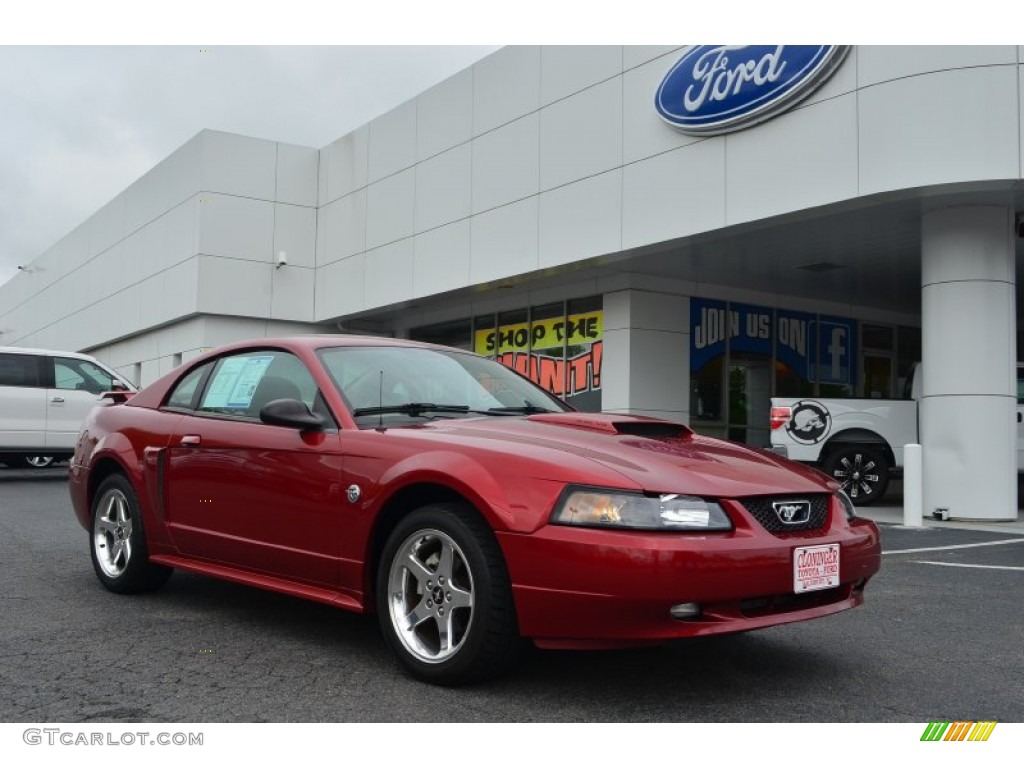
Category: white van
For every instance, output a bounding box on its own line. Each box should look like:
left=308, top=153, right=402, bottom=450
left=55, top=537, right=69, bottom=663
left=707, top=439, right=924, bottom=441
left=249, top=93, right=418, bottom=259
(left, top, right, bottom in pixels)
left=0, top=347, right=134, bottom=468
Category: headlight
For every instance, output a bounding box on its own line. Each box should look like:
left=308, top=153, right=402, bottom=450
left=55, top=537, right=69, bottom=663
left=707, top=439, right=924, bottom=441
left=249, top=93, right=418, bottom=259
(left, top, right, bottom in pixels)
left=551, top=488, right=732, bottom=531
left=837, top=490, right=857, bottom=521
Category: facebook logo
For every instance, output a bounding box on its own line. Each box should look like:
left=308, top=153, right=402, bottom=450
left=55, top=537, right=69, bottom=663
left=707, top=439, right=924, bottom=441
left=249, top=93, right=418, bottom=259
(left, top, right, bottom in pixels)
left=816, top=319, right=856, bottom=385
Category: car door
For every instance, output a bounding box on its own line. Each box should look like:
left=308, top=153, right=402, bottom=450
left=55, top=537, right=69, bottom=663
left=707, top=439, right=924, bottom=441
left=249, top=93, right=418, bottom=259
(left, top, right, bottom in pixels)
left=45, top=356, right=124, bottom=450
left=0, top=352, right=47, bottom=452
left=162, top=349, right=347, bottom=587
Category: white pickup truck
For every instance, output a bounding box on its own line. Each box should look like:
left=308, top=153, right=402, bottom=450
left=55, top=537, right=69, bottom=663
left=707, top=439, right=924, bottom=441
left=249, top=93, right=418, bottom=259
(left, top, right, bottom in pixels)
left=769, top=364, right=1024, bottom=504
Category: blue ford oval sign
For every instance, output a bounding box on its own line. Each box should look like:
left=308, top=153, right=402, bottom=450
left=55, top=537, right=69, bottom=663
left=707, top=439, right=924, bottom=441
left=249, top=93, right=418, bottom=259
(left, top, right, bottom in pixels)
left=655, top=45, right=849, bottom=135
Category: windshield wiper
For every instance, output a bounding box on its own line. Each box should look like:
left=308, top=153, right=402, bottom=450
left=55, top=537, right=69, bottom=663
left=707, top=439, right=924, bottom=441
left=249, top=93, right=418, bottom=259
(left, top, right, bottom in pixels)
left=352, top=403, right=472, bottom=418
left=486, top=404, right=554, bottom=414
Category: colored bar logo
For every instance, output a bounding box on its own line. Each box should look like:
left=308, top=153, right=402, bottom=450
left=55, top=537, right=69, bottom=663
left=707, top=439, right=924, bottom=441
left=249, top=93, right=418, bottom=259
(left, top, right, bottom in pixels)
left=921, top=721, right=997, bottom=741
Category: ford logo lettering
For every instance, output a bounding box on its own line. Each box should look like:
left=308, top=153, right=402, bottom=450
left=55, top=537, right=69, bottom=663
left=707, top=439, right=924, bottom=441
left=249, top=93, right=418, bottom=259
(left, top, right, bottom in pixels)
left=655, top=45, right=849, bottom=135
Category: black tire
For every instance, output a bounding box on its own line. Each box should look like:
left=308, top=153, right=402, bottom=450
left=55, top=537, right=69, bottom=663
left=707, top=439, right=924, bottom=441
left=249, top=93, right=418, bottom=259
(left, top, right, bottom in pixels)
left=90, top=473, right=173, bottom=594
left=376, top=503, right=522, bottom=685
left=823, top=446, right=890, bottom=506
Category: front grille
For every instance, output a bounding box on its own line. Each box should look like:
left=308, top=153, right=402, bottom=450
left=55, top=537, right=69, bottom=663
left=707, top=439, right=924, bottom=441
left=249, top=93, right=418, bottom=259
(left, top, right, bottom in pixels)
left=739, top=494, right=830, bottom=535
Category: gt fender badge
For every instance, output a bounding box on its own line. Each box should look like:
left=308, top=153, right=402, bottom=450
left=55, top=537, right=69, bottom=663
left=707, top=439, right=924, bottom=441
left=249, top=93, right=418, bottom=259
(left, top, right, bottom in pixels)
left=346, top=485, right=361, bottom=504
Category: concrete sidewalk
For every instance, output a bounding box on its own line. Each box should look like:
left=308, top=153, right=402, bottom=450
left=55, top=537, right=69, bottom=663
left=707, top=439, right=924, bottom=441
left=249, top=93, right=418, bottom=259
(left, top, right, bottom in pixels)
left=846, top=477, right=1024, bottom=535
left=854, top=505, right=1024, bottom=535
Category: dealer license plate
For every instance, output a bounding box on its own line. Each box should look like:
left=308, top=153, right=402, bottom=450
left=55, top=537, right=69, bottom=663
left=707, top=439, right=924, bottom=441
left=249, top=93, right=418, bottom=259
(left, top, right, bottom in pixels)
left=793, top=543, right=840, bottom=593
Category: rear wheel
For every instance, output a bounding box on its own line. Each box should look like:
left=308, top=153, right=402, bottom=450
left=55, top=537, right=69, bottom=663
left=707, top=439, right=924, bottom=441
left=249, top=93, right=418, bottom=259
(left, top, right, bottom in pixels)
left=823, top=446, right=889, bottom=506
left=90, top=474, right=172, bottom=593
left=376, top=503, right=521, bottom=685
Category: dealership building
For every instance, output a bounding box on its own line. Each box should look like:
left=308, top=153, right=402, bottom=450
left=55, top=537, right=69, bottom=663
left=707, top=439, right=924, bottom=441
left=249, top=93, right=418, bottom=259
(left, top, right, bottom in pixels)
left=1, top=45, right=1022, bottom=520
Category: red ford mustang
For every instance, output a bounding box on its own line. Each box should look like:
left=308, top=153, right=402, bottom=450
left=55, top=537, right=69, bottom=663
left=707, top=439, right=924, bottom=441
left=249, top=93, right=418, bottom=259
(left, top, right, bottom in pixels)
left=69, top=336, right=880, bottom=684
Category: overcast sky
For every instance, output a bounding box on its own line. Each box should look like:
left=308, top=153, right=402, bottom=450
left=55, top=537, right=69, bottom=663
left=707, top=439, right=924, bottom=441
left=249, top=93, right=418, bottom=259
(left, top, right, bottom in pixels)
left=0, top=45, right=498, bottom=287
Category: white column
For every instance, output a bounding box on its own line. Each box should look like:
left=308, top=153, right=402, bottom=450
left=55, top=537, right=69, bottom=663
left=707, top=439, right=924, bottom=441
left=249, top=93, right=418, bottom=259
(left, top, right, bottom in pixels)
left=602, top=289, right=690, bottom=422
left=921, top=206, right=1017, bottom=521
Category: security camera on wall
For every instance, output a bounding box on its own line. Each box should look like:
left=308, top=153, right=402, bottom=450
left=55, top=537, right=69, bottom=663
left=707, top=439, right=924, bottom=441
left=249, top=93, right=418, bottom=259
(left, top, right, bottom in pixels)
left=276, top=251, right=288, bottom=269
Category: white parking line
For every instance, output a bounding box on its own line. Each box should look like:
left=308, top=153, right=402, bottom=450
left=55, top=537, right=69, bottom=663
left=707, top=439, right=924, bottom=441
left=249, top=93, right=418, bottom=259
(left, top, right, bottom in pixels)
left=882, top=538, right=1024, bottom=555
left=913, top=561, right=1024, bottom=572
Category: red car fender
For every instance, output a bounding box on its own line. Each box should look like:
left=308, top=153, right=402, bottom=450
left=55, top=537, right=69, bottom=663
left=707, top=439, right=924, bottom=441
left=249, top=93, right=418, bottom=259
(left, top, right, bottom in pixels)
left=368, top=449, right=567, bottom=533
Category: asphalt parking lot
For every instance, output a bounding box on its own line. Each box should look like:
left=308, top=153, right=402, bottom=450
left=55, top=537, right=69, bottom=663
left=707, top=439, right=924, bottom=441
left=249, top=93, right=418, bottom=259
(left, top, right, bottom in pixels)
left=1, top=467, right=1021, bottom=723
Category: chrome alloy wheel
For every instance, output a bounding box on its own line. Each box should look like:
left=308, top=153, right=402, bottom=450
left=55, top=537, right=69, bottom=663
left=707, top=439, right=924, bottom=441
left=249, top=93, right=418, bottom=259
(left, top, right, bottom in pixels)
left=387, top=529, right=474, bottom=664
left=93, top=488, right=134, bottom=578
left=25, top=456, right=55, bottom=468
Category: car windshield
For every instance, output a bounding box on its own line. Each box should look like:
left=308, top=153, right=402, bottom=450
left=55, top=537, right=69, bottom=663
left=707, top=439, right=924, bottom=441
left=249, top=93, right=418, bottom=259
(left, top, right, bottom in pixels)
left=317, top=345, right=569, bottom=424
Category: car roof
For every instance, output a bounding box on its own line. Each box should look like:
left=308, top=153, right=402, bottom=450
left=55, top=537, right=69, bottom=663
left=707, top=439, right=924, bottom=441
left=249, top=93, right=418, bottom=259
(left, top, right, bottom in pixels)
left=0, top=346, right=102, bottom=361
left=206, top=335, right=461, bottom=355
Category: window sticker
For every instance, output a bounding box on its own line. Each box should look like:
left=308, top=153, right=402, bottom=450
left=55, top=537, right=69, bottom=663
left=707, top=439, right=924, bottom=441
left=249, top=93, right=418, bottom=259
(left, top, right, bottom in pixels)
left=203, top=356, right=274, bottom=409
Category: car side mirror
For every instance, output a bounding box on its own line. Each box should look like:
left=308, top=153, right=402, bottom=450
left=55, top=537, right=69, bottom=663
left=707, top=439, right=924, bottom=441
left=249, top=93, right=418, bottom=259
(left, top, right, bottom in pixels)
left=111, top=381, right=129, bottom=391
left=259, top=398, right=326, bottom=431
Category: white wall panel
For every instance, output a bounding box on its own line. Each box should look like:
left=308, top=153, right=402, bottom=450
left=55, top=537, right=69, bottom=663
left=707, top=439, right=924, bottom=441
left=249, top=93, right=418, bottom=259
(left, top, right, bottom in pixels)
left=276, top=143, right=319, bottom=207
left=623, top=51, right=700, bottom=165
left=802, top=46, right=858, bottom=108
left=623, top=46, right=683, bottom=71
left=273, top=203, right=316, bottom=269
left=198, top=194, right=275, bottom=262
left=858, top=45, right=1017, bottom=88
left=365, top=239, right=415, bottom=309
left=415, top=144, right=471, bottom=233
left=315, top=254, right=366, bottom=319
left=539, top=170, right=621, bottom=268
left=859, top=67, right=1019, bottom=195
left=413, top=220, right=471, bottom=298
left=201, top=130, right=277, bottom=199
left=471, top=114, right=539, bottom=214
left=417, top=68, right=473, bottom=161
left=196, top=256, right=272, bottom=317
left=270, top=265, right=315, bottom=322
left=368, top=99, right=418, bottom=183
left=366, top=168, right=415, bottom=250
left=473, top=46, right=541, bottom=135
left=163, top=199, right=200, bottom=267
left=315, top=190, right=366, bottom=267
left=541, top=46, right=622, bottom=105
left=726, top=94, right=858, bottom=224
left=622, top=139, right=726, bottom=249
left=469, top=198, right=539, bottom=285
left=89, top=196, right=126, bottom=259
left=540, top=78, right=623, bottom=191
left=319, top=126, right=369, bottom=206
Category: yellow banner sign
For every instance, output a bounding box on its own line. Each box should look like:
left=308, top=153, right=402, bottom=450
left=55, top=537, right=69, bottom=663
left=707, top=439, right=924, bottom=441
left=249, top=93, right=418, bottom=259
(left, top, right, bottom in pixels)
left=474, top=311, right=603, bottom=355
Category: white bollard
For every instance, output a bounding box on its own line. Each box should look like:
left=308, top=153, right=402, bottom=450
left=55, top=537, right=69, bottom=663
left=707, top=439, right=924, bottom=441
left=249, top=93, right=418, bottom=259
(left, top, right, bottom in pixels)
left=903, top=443, right=923, bottom=527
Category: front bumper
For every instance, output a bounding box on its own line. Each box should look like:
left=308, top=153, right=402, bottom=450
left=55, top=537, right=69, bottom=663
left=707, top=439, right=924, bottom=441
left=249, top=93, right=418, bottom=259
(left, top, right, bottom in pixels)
left=498, top=498, right=880, bottom=649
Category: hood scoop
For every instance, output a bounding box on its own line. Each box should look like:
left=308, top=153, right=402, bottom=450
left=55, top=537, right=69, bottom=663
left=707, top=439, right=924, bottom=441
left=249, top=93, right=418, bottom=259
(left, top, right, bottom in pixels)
left=526, top=412, right=693, bottom=438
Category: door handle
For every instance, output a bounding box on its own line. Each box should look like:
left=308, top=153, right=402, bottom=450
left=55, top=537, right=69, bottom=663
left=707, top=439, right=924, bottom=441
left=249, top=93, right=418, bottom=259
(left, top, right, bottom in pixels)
left=50, top=396, right=65, bottom=403
left=179, top=435, right=202, bottom=446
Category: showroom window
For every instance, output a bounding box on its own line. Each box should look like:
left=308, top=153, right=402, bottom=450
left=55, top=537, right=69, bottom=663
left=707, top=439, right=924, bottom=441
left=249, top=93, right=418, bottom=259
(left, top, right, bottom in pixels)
left=411, top=296, right=603, bottom=411
left=690, top=298, right=864, bottom=444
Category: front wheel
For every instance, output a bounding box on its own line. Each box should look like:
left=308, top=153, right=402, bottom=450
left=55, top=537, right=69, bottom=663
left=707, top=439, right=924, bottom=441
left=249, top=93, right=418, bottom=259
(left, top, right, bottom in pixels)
left=376, top=504, right=521, bottom=685
left=823, top=446, right=890, bottom=506
left=21, top=456, right=55, bottom=469
left=90, top=474, right=173, bottom=593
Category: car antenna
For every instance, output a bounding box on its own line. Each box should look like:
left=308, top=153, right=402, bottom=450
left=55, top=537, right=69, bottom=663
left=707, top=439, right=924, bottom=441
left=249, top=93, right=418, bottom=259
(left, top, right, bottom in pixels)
left=376, top=370, right=386, bottom=432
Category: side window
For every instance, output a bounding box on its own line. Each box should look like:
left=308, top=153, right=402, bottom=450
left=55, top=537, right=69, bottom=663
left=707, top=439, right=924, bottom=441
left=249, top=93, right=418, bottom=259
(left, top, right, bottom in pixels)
left=197, top=350, right=319, bottom=419
left=53, top=357, right=115, bottom=395
left=0, top=353, right=42, bottom=388
left=165, top=363, right=213, bottom=410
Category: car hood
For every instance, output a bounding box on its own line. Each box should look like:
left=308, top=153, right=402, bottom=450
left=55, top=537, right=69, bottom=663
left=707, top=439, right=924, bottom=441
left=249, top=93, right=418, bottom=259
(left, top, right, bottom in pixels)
left=414, top=412, right=834, bottom=498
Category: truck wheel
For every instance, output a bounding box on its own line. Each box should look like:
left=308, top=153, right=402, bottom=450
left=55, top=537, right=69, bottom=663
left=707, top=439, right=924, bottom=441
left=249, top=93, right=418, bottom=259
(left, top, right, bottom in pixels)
left=823, top=446, right=889, bottom=506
